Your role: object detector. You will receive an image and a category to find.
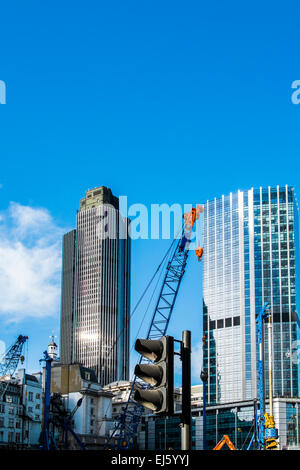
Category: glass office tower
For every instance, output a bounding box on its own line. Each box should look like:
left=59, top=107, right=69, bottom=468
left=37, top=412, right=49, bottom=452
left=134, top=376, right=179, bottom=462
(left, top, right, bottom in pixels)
left=60, top=229, right=76, bottom=365
left=60, top=186, right=131, bottom=386
left=203, top=185, right=300, bottom=405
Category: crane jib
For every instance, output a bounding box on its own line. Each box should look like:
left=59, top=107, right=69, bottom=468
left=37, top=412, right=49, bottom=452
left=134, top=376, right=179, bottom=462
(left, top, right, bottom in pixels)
left=106, top=206, right=204, bottom=450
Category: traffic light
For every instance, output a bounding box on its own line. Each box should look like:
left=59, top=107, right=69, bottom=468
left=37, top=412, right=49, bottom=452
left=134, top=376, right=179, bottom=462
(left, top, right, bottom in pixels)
left=133, top=336, right=174, bottom=415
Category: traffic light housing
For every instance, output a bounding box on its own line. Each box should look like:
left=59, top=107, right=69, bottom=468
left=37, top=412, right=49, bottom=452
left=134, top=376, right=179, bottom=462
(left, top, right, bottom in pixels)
left=133, top=336, right=174, bottom=415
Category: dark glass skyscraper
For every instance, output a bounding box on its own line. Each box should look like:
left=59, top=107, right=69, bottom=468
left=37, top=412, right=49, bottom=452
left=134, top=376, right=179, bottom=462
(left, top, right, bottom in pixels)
left=60, top=229, right=76, bottom=365
left=60, top=186, right=131, bottom=385
left=203, top=185, right=300, bottom=405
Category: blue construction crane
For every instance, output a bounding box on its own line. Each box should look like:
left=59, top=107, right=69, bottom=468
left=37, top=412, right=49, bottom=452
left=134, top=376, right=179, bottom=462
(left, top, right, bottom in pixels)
left=0, top=335, right=28, bottom=401
left=247, top=303, right=278, bottom=450
left=106, top=206, right=203, bottom=450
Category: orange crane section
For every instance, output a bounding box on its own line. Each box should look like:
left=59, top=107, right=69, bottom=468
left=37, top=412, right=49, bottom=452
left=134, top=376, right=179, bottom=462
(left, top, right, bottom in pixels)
left=213, top=435, right=236, bottom=450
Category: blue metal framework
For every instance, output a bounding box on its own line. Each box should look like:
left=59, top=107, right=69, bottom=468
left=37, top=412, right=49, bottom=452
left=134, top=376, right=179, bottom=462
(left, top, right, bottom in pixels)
left=106, top=226, right=193, bottom=449
left=247, top=302, right=278, bottom=450
left=39, top=350, right=55, bottom=450
left=247, top=303, right=270, bottom=450
left=255, top=302, right=270, bottom=449
left=39, top=350, right=87, bottom=450
left=0, top=335, right=28, bottom=401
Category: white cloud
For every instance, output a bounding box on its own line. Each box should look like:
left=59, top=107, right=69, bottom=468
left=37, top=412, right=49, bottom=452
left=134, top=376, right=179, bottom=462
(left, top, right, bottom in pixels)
left=0, top=202, right=67, bottom=322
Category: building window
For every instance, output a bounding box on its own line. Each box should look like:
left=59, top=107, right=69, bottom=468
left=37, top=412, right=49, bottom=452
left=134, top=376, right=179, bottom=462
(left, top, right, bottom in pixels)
left=28, top=392, right=33, bottom=401
left=36, top=393, right=41, bottom=399
left=0, top=418, right=4, bottom=427
left=8, top=418, right=14, bottom=428
left=16, top=421, right=21, bottom=429
left=8, top=406, right=14, bottom=415
left=6, top=395, right=13, bottom=403
left=8, top=432, right=14, bottom=442
left=15, top=433, right=21, bottom=443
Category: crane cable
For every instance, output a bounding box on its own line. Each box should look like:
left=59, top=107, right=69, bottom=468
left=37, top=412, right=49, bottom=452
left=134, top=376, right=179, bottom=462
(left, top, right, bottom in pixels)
left=96, top=242, right=173, bottom=434
left=102, top=227, right=180, bottom=369
left=130, top=244, right=171, bottom=354
left=97, top=226, right=182, bottom=434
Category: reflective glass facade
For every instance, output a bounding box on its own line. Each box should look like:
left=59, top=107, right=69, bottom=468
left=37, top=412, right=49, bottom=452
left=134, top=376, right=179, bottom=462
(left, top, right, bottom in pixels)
left=60, top=186, right=131, bottom=386
left=142, top=415, right=199, bottom=450
left=203, top=186, right=300, bottom=405
left=205, top=404, right=254, bottom=450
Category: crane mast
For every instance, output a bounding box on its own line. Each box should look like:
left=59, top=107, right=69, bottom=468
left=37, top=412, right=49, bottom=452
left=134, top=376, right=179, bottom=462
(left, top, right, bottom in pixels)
left=255, top=303, right=278, bottom=450
left=106, top=206, right=203, bottom=449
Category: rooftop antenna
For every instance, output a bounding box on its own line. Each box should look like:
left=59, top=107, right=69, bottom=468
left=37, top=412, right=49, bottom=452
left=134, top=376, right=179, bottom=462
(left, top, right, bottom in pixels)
left=49, top=330, right=57, bottom=343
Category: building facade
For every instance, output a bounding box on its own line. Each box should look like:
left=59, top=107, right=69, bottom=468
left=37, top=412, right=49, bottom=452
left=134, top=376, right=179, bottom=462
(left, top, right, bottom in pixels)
left=49, top=362, right=114, bottom=449
left=16, top=370, right=42, bottom=446
left=203, top=397, right=300, bottom=450
left=60, top=186, right=131, bottom=386
left=138, top=414, right=202, bottom=450
left=0, top=382, right=23, bottom=447
left=0, top=371, right=42, bottom=448
left=202, top=185, right=300, bottom=406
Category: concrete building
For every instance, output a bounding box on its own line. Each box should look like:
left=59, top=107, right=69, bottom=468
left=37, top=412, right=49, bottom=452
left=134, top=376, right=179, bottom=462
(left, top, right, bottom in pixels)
left=103, top=381, right=135, bottom=419
left=49, top=362, right=114, bottom=449
left=15, top=370, right=42, bottom=447
left=60, top=186, right=131, bottom=386
left=102, top=380, right=184, bottom=449
left=179, top=384, right=203, bottom=410
left=107, top=383, right=201, bottom=450
left=0, top=371, right=42, bottom=448
left=0, top=382, right=23, bottom=447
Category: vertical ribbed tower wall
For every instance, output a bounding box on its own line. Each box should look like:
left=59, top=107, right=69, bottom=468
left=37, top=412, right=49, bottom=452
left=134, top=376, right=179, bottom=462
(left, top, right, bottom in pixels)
left=60, top=186, right=130, bottom=386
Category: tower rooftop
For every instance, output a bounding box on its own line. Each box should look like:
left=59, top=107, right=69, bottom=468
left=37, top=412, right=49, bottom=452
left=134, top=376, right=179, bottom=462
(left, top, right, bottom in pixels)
left=79, top=185, right=119, bottom=212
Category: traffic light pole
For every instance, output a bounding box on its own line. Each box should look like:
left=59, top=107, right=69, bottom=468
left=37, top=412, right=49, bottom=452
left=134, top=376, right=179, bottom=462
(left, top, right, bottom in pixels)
left=181, top=330, right=192, bottom=450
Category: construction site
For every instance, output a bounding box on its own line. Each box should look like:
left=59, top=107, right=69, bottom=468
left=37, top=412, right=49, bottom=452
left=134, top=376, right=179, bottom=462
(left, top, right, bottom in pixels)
left=0, top=185, right=299, bottom=451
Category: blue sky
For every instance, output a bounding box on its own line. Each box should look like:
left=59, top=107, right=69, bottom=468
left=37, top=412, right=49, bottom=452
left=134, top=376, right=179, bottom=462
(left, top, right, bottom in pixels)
left=0, top=1, right=299, bottom=384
